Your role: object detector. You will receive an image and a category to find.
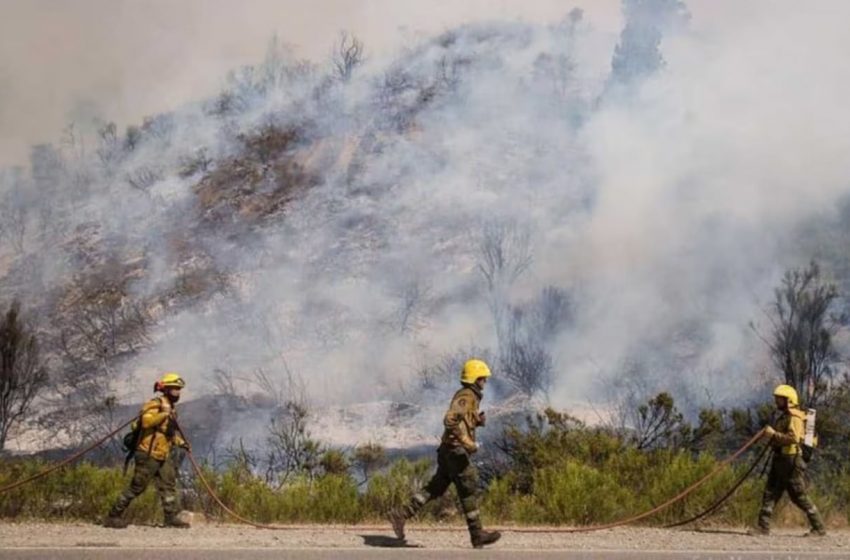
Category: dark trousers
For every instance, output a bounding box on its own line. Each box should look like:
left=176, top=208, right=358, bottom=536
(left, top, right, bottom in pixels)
left=403, top=445, right=482, bottom=536
left=757, top=454, right=824, bottom=531
left=109, top=452, right=179, bottom=519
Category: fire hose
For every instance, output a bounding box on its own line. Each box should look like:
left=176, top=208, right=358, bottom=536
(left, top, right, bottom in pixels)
left=0, top=418, right=133, bottom=495
left=0, top=417, right=767, bottom=534
left=664, top=444, right=771, bottom=529
left=506, top=428, right=767, bottom=533
left=175, top=419, right=767, bottom=533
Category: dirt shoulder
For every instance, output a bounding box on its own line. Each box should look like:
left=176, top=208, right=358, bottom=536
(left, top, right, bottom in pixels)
left=1, top=521, right=850, bottom=553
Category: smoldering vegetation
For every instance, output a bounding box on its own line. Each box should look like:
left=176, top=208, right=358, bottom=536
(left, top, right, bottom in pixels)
left=1, top=0, right=850, bottom=475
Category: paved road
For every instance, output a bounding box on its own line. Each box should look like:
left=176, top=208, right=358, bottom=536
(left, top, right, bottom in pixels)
left=4, top=549, right=850, bottom=560
left=2, top=551, right=850, bottom=560
left=3, top=523, right=849, bottom=559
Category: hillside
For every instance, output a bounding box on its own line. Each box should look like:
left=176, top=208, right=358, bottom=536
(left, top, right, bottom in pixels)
left=2, top=0, right=850, bottom=457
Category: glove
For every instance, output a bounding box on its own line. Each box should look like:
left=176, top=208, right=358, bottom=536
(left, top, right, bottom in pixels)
left=763, top=426, right=776, bottom=439
left=181, top=442, right=192, bottom=452
left=478, top=411, right=486, bottom=426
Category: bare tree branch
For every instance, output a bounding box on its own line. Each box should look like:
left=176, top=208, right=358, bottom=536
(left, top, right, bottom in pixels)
left=752, top=261, right=841, bottom=406
left=0, top=301, right=49, bottom=451
left=332, top=31, right=365, bottom=83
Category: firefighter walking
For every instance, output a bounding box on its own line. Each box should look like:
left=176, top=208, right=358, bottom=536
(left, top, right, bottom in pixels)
left=750, top=384, right=826, bottom=536
left=390, top=359, right=501, bottom=549
left=103, top=373, right=190, bottom=528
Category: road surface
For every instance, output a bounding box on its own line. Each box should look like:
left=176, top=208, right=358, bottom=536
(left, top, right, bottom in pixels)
left=1, top=522, right=848, bottom=559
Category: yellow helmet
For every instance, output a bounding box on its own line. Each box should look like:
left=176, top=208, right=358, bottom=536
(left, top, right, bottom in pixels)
left=155, top=372, right=186, bottom=392
left=461, top=359, right=492, bottom=384
left=773, top=384, right=799, bottom=407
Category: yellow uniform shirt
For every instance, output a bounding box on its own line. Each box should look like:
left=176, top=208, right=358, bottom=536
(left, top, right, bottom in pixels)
left=135, top=397, right=185, bottom=461
left=769, top=408, right=805, bottom=456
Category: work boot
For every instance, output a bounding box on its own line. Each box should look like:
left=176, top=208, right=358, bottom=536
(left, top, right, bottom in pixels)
left=746, top=526, right=769, bottom=536
left=388, top=509, right=406, bottom=540
left=804, top=528, right=827, bottom=537
left=471, top=529, right=501, bottom=549
left=163, top=517, right=190, bottom=529
left=102, top=515, right=129, bottom=529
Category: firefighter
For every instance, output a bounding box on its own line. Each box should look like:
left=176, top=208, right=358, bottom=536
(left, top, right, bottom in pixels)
left=390, top=359, right=501, bottom=549
left=750, top=384, right=826, bottom=536
left=103, top=373, right=190, bottom=528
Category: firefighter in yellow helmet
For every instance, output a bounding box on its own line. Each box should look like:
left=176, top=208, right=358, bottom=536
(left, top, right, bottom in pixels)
left=750, top=384, right=826, bottom=536
left=390, top=359, right=501, bottom=549
left=103, top=373, right=190, bottom=528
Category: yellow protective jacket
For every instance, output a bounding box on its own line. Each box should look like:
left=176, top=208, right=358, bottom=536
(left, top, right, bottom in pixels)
left=441, top=384, right=484, bottom=453
left=134, top=397, right=185, bottom=461
left=768, top=407, right=805, bottom=456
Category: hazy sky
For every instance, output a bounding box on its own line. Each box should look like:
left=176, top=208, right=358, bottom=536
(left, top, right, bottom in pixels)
left=0, top=0, right=629, bottom=167
left=3, top=0, right=848, bottom=434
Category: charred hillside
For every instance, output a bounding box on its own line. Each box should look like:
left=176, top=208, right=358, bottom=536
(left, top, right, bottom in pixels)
left=2, top=1, right=850, bottom=458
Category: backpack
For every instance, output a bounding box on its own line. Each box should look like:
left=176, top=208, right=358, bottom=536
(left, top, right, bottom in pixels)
left=801, top=408, right=818, bottom=463
left=122, top=420, right=142, bottom=454
left=121, top=398, right=162, bottom=473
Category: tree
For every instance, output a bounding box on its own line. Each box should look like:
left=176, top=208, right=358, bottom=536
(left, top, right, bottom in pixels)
left=264, top=400, right=323, bottom=486
left=389, top=278, right=431, bottom=334
left=500, top=306, right=554, bottom=396
left=96, top=121, right=122, bottom=176
left=61, top=123, right=94, bottom=197
left=30, top=143, right=67, bottom=242
left=332, top=31, right=364, bottom=82
left=352, top=442, right=387, bottom=484
left=476, top=221, right=533, bottom=295
left=609, top=0, right=689, bottom=87
left=0, top=302, right=49, bottom=451
left=42, top=278, right=152, bottom=444
left=630, top=392, right=685, bottom=450
left=319, top=449, right=350, bottom=476
left=0, top=168, right=30, bottom=254
left=753, top=261, right=841, bottom=406
left=477, top=221, right=533, bottom=357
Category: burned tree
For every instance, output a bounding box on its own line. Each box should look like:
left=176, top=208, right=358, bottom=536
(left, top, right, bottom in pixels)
left=753, top=261, right=841, bottom=406
left=477, top=221, right=533, bottom=295
left=264, top=400, right=323, bottom=486
left=0, top=168, right=30, bottom=255
left=0, top=302, right=49, bottom=451
left=332, top=31, right=365, bottom=82
left=43, top=276, right=153, bottom=443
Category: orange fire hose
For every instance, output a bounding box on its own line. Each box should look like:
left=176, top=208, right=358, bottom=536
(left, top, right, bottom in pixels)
left=175, top=418, right=766, bottom=533
left=0, top=418, right=133, bottom=495
left=0, top=417, right=765, bottom=534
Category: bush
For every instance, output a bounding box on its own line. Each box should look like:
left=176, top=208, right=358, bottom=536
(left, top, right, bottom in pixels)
left=361, top=458, right=431, bottom=518
left=190, top=463, right=361, bottom=524
left=528, top=460, right=635, bottom=524
left=0, top=460, right=158, bottom=522
left=3, top=392, right=848, bottom=530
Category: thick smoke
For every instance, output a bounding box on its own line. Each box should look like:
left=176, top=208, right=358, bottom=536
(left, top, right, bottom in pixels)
left=2, top=0, right=850, bottom=447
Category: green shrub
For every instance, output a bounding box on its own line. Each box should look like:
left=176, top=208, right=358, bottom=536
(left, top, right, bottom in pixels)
left=481, top=474, right=516, bottom=522
left=361, top=458, right=431, bottom=518
left=525, top=460, right=635, bottom=524
left=0, top=405, right=841, bottom=530
left=0, top=460, right=159, bottom=522
left=190, top=463, right=361, bottom=524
